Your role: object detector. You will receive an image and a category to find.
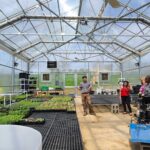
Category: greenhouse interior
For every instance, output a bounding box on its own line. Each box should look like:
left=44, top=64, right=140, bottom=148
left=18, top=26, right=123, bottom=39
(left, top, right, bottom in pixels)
left=0, top=0, right=150, bottom=150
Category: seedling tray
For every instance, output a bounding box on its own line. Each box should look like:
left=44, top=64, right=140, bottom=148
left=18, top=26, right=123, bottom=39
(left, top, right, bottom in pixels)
left=23, top=111, right=83, bottom=150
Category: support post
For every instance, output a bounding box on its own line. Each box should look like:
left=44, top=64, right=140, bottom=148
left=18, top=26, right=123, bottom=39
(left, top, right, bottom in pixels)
left=27, top=62, right=30, bottom=73
left=139, top=56, right=141, bottom=78
left=120, top=63, right=123, bottom=79
left=11, top=55, right=15, bottom=93
left=38, top=62, right=40, bottom=88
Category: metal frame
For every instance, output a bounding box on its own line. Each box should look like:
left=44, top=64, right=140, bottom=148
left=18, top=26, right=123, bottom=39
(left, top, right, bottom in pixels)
left=0, top=0, right=149, bottom=63
left=0, top=39, right=30, bottom=62
left=0, top=16, right=150, bottom=29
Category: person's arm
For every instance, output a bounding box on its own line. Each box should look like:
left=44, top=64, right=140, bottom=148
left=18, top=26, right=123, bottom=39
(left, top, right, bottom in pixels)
left=127, top=84, right=131, bottom=92
left=119, top=87, right=122, bottom=99
left=79, top=83, right=82, bottom=90
left=88, top=83, right=92, bottom=92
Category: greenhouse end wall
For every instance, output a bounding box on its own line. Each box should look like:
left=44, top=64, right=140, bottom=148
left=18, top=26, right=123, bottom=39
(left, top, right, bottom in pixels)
left=29, top=61, right=121, bottom=89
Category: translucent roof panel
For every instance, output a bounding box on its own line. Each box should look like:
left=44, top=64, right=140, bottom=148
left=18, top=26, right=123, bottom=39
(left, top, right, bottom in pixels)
left=0, top=0, right=149, bottom=63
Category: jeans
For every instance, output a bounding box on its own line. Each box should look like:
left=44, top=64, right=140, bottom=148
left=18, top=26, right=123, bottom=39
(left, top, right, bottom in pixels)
left=121, top=96, right=132, bottom=113
left=81, top=93, right=92, bottom=113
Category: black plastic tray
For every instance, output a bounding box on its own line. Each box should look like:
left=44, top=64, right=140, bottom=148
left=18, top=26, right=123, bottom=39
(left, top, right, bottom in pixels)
left=22, top=111, right=83, bottom=150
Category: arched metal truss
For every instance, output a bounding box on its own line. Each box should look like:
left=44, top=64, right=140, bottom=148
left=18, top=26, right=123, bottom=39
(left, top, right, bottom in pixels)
left=0, top=0, right=149, bottom=63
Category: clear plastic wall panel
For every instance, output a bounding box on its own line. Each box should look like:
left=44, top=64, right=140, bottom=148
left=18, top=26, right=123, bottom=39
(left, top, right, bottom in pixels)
left=25, top=48, right=40, bottom=58
left=112, top=63, right=120, bottom=72
left=78, top=21, right=95, bottom=34
left=30, top=62, right=39, bottom=73
left=140, top=67, right=150, bottom=77
left=0, top=50, right=12, bottom=66
left=126, top=23, right=144, bottom=34
left=58, top=62, right=88, bottom=72
left=99, top=63, right=112, bottom=72
left=122, top=57, right=139, bottom=71
left=1, top=26, right=18, bottom=37
left=0, top=0, right=22, bottom=20
left=15, top=58, right=27, bottom=71
left=140, top=5, right=150, bottom=17
left=38, top=72, right=64, bottom=88
left=123, top=69, right=140, bottom=85
left=80, top=0, right=103, bottom=16
left=13, top=0, right=38, bottom=11
left=63, top=22, right=77, bottom=35
left=32, top=21, right=50, bottom=34
left=127, top=0, right=149, bottom=17
left=9, top=35, right=30, bottom=47
left=141, top=53, right=150, bottom=66
left=99, top=71, right=121, bottom=89
left=59, top=0, right=79, bottom=16
left=14, top=69, right=21, bottom=93
left=38, top=62, right=52, bottom=72
left=0, top=66, right=12, bottom=94
left=89, top=62, right=100, bottom=72
left=26, top=5, right=50, bottom=16
left=103, top=2, right=127, bottom=17
left=126, top=37, right=146, bottom=48
left=138, top=42, right=150, bottom=51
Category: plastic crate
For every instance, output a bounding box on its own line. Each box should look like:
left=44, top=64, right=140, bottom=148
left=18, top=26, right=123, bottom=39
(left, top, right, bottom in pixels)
left=41, top=86, right=49, bottom=91
left=130, top=123, right=150, bottom=143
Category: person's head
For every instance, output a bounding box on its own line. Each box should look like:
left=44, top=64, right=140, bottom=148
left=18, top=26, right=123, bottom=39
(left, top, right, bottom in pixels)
left=123, top=81, right=129, bottom=87
left=140, top=77, right=145, bottom=85
left=145, top=75, right=150, bottom=84
left=82, top=75, right=87, bottom=82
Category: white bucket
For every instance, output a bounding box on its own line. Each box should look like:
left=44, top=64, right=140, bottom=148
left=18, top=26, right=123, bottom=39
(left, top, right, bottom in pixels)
left=0, top=125, right=42, bottom=150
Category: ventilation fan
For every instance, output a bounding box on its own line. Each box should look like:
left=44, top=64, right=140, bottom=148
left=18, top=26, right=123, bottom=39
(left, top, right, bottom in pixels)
left=105, top=0, right=121, bottom=8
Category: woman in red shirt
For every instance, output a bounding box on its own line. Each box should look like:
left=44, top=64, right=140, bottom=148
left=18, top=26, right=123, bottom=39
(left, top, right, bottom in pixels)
left=120, top=81, right=132, bottom=115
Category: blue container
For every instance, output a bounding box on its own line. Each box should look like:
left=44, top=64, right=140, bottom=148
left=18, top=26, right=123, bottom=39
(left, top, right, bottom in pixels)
left=130, top=123, right=150, bottom=143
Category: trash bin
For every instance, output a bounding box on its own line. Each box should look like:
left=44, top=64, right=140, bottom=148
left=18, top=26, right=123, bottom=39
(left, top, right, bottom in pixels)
left=0, top=125, right=42, bottom=150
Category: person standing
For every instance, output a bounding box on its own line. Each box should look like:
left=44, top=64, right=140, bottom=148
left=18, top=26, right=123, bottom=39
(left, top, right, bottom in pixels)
left=144, top=75, right=150, bottom=98
left=139, top=77, right=146, bottom=97
left=120, top=81, right=132, bottom=116
left=79, top=76, right=93, bottom=116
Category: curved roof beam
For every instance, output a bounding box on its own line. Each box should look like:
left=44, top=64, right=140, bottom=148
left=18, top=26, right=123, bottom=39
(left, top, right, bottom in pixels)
left=113, top=41, right=141, bottom=56
left=16, top=40, right=141, bottom=56
left=0, top=16, right=150, bottom=30
left=31, top=41, right=121, bottom=63
left=26, top=1, right=150, bottom=62
left=0, top=39, right=30, bottom=62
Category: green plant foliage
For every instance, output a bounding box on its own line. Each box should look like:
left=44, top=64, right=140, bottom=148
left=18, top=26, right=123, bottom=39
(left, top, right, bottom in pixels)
left=9, top=109, right=29, bottom=116
left=36, top=96, right=74, bottom=110
left=65, top=74, right=75, bottom=86
left=0, top=115, right=24, bottom=124
left=51, top=96, right=72, bottom=102
left=0, top=96, right=75, bottom=124
left=10, top=100, right=41, bottom=111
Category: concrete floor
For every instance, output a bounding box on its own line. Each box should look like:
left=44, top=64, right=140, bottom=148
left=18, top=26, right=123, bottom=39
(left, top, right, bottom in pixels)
left=75, top=96, right=140, bottom=150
